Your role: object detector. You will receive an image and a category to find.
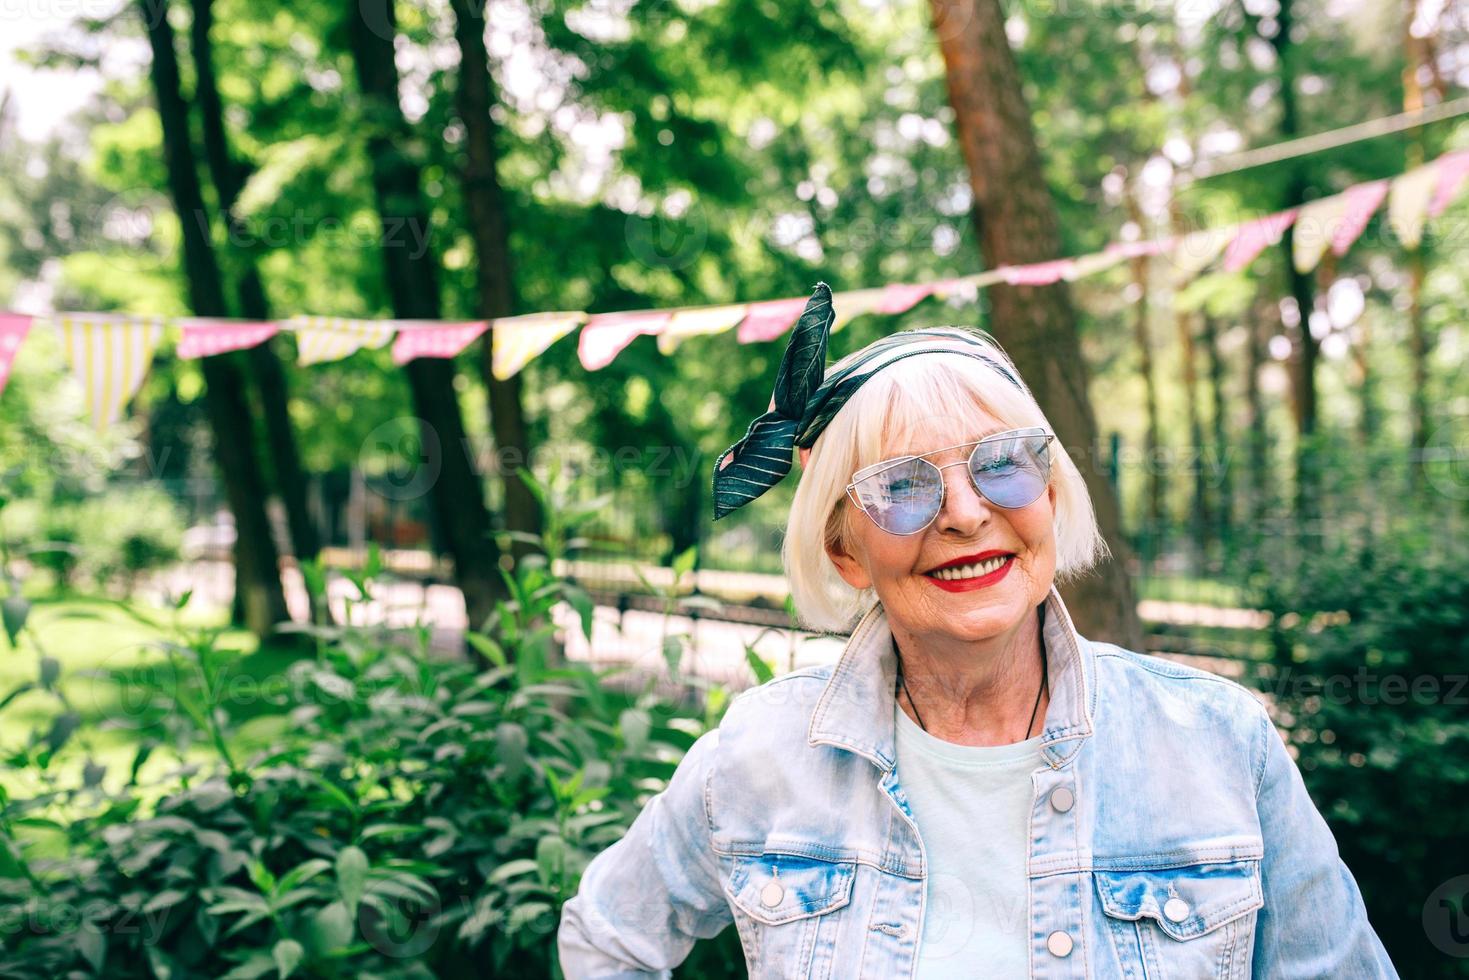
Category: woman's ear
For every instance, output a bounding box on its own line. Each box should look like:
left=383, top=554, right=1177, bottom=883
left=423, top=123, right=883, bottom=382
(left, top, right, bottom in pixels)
left=825, top=530, right=873, bottom=590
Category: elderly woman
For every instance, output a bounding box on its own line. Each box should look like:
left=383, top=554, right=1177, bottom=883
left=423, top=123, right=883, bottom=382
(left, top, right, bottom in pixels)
left=557, top=284, right=1396, bottom=979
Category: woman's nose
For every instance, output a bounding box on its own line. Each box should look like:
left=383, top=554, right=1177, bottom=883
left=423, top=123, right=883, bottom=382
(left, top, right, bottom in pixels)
left=933, top=462, right=992, bottom=533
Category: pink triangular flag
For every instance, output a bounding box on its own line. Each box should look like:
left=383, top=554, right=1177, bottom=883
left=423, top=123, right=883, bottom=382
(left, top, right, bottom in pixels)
left=175, top=319, right=280, bottom=359
left=1331, top=179, right=1390, bottom=257
left=391, top=320, right=489, bottom=365
left=578, top=309, right=671, bottom=370
left=1222, top=209, right=1299, bottom=273
left=1000, top=258, right=1075, bottom=286
left=737, top=296, right=807, bottom=343
left=876, top=282, right=935, bottom=315
left=1428, top=148, right=1469, bottom=219
left=0, top=314, right=33, bottom=396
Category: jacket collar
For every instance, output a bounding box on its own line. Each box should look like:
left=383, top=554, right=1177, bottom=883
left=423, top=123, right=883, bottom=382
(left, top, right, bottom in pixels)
left=806, top=583, right=1096, bottom=771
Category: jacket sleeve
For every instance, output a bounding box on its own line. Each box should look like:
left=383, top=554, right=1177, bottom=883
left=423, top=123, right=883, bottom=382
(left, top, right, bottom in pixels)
left=1250, top=710, right=1399, bottom=979
left=557, top=728, right=733, bottom=979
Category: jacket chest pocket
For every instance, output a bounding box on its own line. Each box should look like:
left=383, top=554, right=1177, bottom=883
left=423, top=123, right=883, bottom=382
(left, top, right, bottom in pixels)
left=1095, top=859, right=1263, bottom=980
left=722, top=853, right=856, bottom=980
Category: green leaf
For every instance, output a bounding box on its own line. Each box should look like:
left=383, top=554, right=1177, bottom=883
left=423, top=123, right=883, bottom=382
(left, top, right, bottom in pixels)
left=561, top=584, right=596, bottom=642
left=486, top=858, right=539, bottom=885
left=38, top=656, right=60, bottom=690
left=0, top=683, right=34, bottom=711
left=745, top=648, right=774, bottom=685
left=336, top=846, right=368, bottom=916
left=2, top=593, right=29, bottom=647
left=276, top=858, right=332, bottom=893
left=535, top=835, right=567, bottom=884
left=143, top=889, right=190, bottom=914
left=672, top=545, right=698, bottom=580
left=506, top=901, right=552, bottom=933
left=272, top=939, right=304, bottom=980
left=307, top=901, right=354, bottom=953
left=75, top=923, right=107, bottom=972
left=146, top=944, right=176, bottom=980
left=662, top=634, right=684, bottom=676
left=217, top=952, right=277, bottom=980
left=465, top=632, right=508, bottom=668
left=619, top=708, right=651, bottom=754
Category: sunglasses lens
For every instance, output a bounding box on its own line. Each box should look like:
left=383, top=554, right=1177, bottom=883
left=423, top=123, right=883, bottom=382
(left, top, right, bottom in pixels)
left=970, top=432, right=1051, bottom=508
left=851, top=458, right=942, bottom=534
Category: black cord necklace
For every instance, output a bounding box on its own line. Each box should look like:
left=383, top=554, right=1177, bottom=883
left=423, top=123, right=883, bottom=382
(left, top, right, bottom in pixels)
left=895, top=607, right=1048, bottom=741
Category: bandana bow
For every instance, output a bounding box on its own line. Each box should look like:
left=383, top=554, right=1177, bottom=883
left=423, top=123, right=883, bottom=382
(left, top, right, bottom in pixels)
left=711, top=282, right=1029, bottom=521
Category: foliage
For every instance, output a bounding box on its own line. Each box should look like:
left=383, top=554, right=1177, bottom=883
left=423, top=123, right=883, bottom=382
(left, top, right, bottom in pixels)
left=1250, top=530, right=1469, bottom=979
left=0, top=486, right=184, bottom=598
left=0, top=480, right=748, bottom=979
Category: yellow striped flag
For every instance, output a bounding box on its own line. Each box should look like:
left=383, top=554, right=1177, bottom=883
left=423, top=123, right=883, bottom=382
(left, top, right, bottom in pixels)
left=657, top=304, right=747, bottom=354
left=830, top=288, right=887, bottom=333
left=53, top=313, right=166, bottom=430
left=491, top=312, right=585, bottom=380
left=1166, top=225, right=1237, bottom=281
left=1389, top=162, right=1439, bottom=250
left=289, top=316, right=397, bottom=366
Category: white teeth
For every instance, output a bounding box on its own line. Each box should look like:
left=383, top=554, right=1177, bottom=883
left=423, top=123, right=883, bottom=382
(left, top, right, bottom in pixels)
left=929, top=556, right=1010, bottom=580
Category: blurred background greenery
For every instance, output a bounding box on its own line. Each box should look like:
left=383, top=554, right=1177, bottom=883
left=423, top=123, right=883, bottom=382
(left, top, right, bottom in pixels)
left=1, top=0, right=1467, bottom=976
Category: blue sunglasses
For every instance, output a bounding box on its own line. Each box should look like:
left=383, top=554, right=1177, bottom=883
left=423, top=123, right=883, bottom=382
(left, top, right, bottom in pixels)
left=845, top=426, right=1055, bottom=535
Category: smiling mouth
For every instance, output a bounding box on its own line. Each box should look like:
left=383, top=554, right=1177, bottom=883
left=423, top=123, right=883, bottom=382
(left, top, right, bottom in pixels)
left=924, top=554, right=1014, bottom=581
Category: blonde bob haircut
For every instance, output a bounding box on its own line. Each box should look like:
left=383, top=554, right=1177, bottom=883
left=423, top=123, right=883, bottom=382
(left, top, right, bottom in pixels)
left=781, top=327, right=1109, bottom=633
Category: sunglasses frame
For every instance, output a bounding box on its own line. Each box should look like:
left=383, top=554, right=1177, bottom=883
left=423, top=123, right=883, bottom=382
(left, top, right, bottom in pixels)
left=844, top=426, right=1056, bottom=536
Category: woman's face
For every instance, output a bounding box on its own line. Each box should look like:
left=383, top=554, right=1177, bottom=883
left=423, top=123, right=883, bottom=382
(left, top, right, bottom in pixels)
left=826, top=409, right=1057, bottom=647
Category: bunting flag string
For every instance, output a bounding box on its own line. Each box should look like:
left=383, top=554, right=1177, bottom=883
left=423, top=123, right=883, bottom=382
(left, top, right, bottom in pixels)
left=1428, top=148, right=1469, bottom=219
left=53, top=313, right=166, bottom=430
left=1388, top=163, right=1440, bottom=250
left=390, top=320, right=489, bottom=366
left=1222, top=208, right=1299, bottom=273
left=176, top=318, right=280, bottom=359
left=1, top=143, right=1466, bottom=427
left=490, top=312, right=585, bottom=380
left=658, top=304, right=748, bottom=354
left=0, top=314, right=32, bottom=397
left=578, top=309, right=671, bottom=371
left=290, top=316, right=396, bottom=367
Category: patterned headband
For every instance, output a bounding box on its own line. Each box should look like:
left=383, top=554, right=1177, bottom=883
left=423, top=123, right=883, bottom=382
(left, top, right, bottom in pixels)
left=711, top=282, right=1030, bottom=521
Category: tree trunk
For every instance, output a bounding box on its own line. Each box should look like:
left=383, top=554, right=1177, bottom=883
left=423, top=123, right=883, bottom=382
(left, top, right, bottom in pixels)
left=1199, top=313, right=1232, bottom=558
left=448, top=0, right=543, bottom=574
left=188, top=0, right=331, bottom=627
left=927, top=0, right=1142, bottom=650
left=1270, top=0, right=1321, bottom=522
left=1166, top=199, right=1209, bottom=559
left=344, top=0, right=506, bottom=639
left=1125, top=189, right=1163, bottom=536
left=141, top=0, right=290, bottom=638
left=1244, top=290, right=1273, bottom=554
left=1402, top=0, right=1434, bottom=498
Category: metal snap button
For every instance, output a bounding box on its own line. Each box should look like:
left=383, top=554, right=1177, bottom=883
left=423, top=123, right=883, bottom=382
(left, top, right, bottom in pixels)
left=760, top=879, right=785, bottom=908
left=1163, top=898, right=1190, bottom=922
left=1046, top=930, right=1074, bottom=957
left=1049, top=786, right=1075, bottom=813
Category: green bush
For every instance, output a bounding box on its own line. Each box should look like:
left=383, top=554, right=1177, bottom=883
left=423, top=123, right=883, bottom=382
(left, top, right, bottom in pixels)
left=0, top=486, right=183, bottom=597
left=0, top=483, right=747, bottom=979
left=74, top=487, right=184, bottom=598
left=1250, top=531, right=1469, bottom=979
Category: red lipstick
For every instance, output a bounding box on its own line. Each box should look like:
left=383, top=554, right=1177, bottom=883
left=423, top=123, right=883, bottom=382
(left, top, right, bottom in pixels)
left=922, top=550, right=1015, bottom=593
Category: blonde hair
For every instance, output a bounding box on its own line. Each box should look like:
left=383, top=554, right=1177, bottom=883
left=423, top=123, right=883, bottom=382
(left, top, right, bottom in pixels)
left=781, top=327, right=1109, bottom=633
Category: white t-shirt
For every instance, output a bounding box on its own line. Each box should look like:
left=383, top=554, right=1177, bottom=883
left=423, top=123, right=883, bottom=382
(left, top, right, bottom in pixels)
left=893, top=701, right=1043, bottom=979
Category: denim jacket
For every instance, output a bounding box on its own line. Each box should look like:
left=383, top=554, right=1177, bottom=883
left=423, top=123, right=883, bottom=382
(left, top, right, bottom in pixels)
left=557, top=584, right=1398, bottom=979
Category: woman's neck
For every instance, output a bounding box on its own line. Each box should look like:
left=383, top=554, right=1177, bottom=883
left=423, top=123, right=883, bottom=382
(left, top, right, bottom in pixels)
left=893, top=606, right=1048, bottom=747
